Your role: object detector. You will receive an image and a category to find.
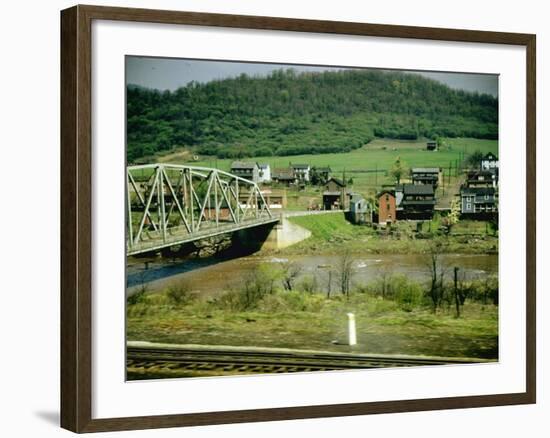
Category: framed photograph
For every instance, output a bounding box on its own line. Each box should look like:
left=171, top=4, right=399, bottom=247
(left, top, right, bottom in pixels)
left=60, top=4, right=536, bottom=433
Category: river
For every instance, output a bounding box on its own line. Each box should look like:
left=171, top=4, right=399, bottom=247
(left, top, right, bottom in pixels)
left=127, top=252, right=498, bottom=297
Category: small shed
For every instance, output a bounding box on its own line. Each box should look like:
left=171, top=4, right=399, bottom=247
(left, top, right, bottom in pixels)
left=323, top=177, right=347, bottom=210
left=426, top=141, right=437, bottom=151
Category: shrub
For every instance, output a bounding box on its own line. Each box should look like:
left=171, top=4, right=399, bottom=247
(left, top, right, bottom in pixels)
left=166, top=282, right=193, bottom=306
left=394, top=279, right=424, bottom=312
left=298, top=275, right=319, bottom=294
left=127, top=288, right=147, bottom=306
left=215, top=264, right=281, bottom=311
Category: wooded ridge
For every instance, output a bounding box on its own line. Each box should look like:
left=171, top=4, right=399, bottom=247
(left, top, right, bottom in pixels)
left=127, top=68, right=498, bottom=163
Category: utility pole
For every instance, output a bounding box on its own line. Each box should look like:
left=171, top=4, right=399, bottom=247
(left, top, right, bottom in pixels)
left=454, top=267, right=460, bottom=318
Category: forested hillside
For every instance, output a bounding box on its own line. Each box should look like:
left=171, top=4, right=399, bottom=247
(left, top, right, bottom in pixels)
left=127, top=69, right=498, bottom=163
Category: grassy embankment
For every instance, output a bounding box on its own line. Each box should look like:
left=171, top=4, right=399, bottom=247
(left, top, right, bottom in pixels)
left=281, top=212, right=498, bottom=255
left=127, top=277, right=498, bottom=369
left=127, top=211, right=499, bottom=371
left=127, top=209, right=498, bottom=378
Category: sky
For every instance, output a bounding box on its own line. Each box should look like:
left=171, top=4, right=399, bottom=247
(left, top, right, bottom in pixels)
left=126, top=56, right=498, bottom=97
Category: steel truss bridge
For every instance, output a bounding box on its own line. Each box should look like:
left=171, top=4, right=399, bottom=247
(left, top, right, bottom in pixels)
left=127, top=164, right=279, bottom=256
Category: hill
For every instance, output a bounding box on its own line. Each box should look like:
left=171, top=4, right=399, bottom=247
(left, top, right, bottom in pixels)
left=126, top=68, right=498, bottom=163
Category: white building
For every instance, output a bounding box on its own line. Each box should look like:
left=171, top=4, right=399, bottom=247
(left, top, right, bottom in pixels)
left=481, top=152, right=499, bottom=170
left=291, top=163, right=310, bottom=182
left=258, top=163, right=271, bottom=183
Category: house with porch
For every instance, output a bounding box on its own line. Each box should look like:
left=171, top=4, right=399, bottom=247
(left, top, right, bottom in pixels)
left=291, top=163, right=311, bottom=182
left=398, top=183, right=436, bottom=219
left=411, top=167, right=440, bottom=188
left=460, top=187, right=497, bottom=216
left=230, top=161, right=259, bottom=183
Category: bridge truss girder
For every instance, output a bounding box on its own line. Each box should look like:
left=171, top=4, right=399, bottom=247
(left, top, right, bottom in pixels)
left=127, top=164, right=272, bottom=253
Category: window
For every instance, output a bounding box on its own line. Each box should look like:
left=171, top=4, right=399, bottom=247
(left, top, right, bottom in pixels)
left=466, top=203, right=472, bottom=210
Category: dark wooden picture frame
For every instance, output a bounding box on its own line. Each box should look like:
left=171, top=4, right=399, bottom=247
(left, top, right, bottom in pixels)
left=60, top=4, right=536, bottom=433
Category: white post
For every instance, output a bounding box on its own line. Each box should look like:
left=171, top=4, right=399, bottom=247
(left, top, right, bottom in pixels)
left=347, top=313, right=357, bottom=346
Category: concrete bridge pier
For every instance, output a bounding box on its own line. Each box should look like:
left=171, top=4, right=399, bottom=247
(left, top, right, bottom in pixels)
left=233, top=217, right=311, bottom=251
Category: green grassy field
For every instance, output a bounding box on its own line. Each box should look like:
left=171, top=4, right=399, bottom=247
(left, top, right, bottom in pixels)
left=129, top=137, right=497, bottom=198
left=193, top=137, right=494, bottom=175
left=127, top=287, right=498, bottom=362
left=151, top=137, right=498, bottom=198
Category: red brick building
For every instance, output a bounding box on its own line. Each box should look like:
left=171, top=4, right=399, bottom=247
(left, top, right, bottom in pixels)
left=377, top=190, right=396, bottom=225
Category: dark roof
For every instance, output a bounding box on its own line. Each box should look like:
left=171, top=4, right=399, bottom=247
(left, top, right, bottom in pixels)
left=326, top=177, right=345, bottom=187
left=231, top=161, right=257, bottom=170
left=258, top=163, right=270, bottom=169
left=467, top=170, right=494, bottom=178
left=314, top=166, right=332, bottom=172
left=411, top=167, right=440, bottom=174
left=377, top=189, right=395, bottom=198
left=403, top=184, right=434, bottom=196
left=483, top=152, right=498, bottom=160
left=272, top=168, right=296, bottom=180
left=291, top=163, right=310, bottom=169
left=461, top=187, right=496, bottom=196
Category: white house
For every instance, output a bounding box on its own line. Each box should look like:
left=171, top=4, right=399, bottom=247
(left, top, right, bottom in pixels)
left=258, top=163, right=271, bottom=183
left=291, top=163, right=310, bottom=182
left=481, top=152, right=499, bottom=170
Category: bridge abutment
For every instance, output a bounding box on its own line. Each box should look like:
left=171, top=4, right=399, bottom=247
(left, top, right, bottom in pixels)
left=233, top=218, right=311, bottom=251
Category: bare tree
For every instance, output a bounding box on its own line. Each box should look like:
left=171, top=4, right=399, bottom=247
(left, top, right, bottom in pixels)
left=425, top=240, right=447, bottom=312
left=326, top=269, right=333, bottom=299
left=378, top=267, right=392, bottom=299
left=280, top=261, right=302, bottom=291
left=336, top=250, right=355, bottom=299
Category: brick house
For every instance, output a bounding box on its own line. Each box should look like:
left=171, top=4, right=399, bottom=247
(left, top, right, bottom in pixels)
left=377, top=190, right=396, bottom=225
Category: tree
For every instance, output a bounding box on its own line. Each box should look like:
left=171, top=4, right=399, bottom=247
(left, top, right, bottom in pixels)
left=280, top=261, right=302, bottom=291
left=336, top=250, right=355, bottom=299
left=441, top=198, right=461, bottom=235
left=126, top=69, right=498, bottom=163
left=466, top=150, right=484, bottom=168
left=390, top=156, right=407, bottom=185
left=425, top=240, right=447, bottom=312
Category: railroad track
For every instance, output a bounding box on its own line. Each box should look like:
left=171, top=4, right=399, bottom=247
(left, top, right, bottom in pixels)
left=127, top=343, right=483, bottom=378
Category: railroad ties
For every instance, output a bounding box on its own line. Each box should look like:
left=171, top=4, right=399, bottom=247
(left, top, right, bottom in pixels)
left=126, top=343, right=484, bottom=379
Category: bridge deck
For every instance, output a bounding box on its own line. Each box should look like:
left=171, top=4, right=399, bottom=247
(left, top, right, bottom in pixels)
left=128, top=215, right=280, bottom=256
